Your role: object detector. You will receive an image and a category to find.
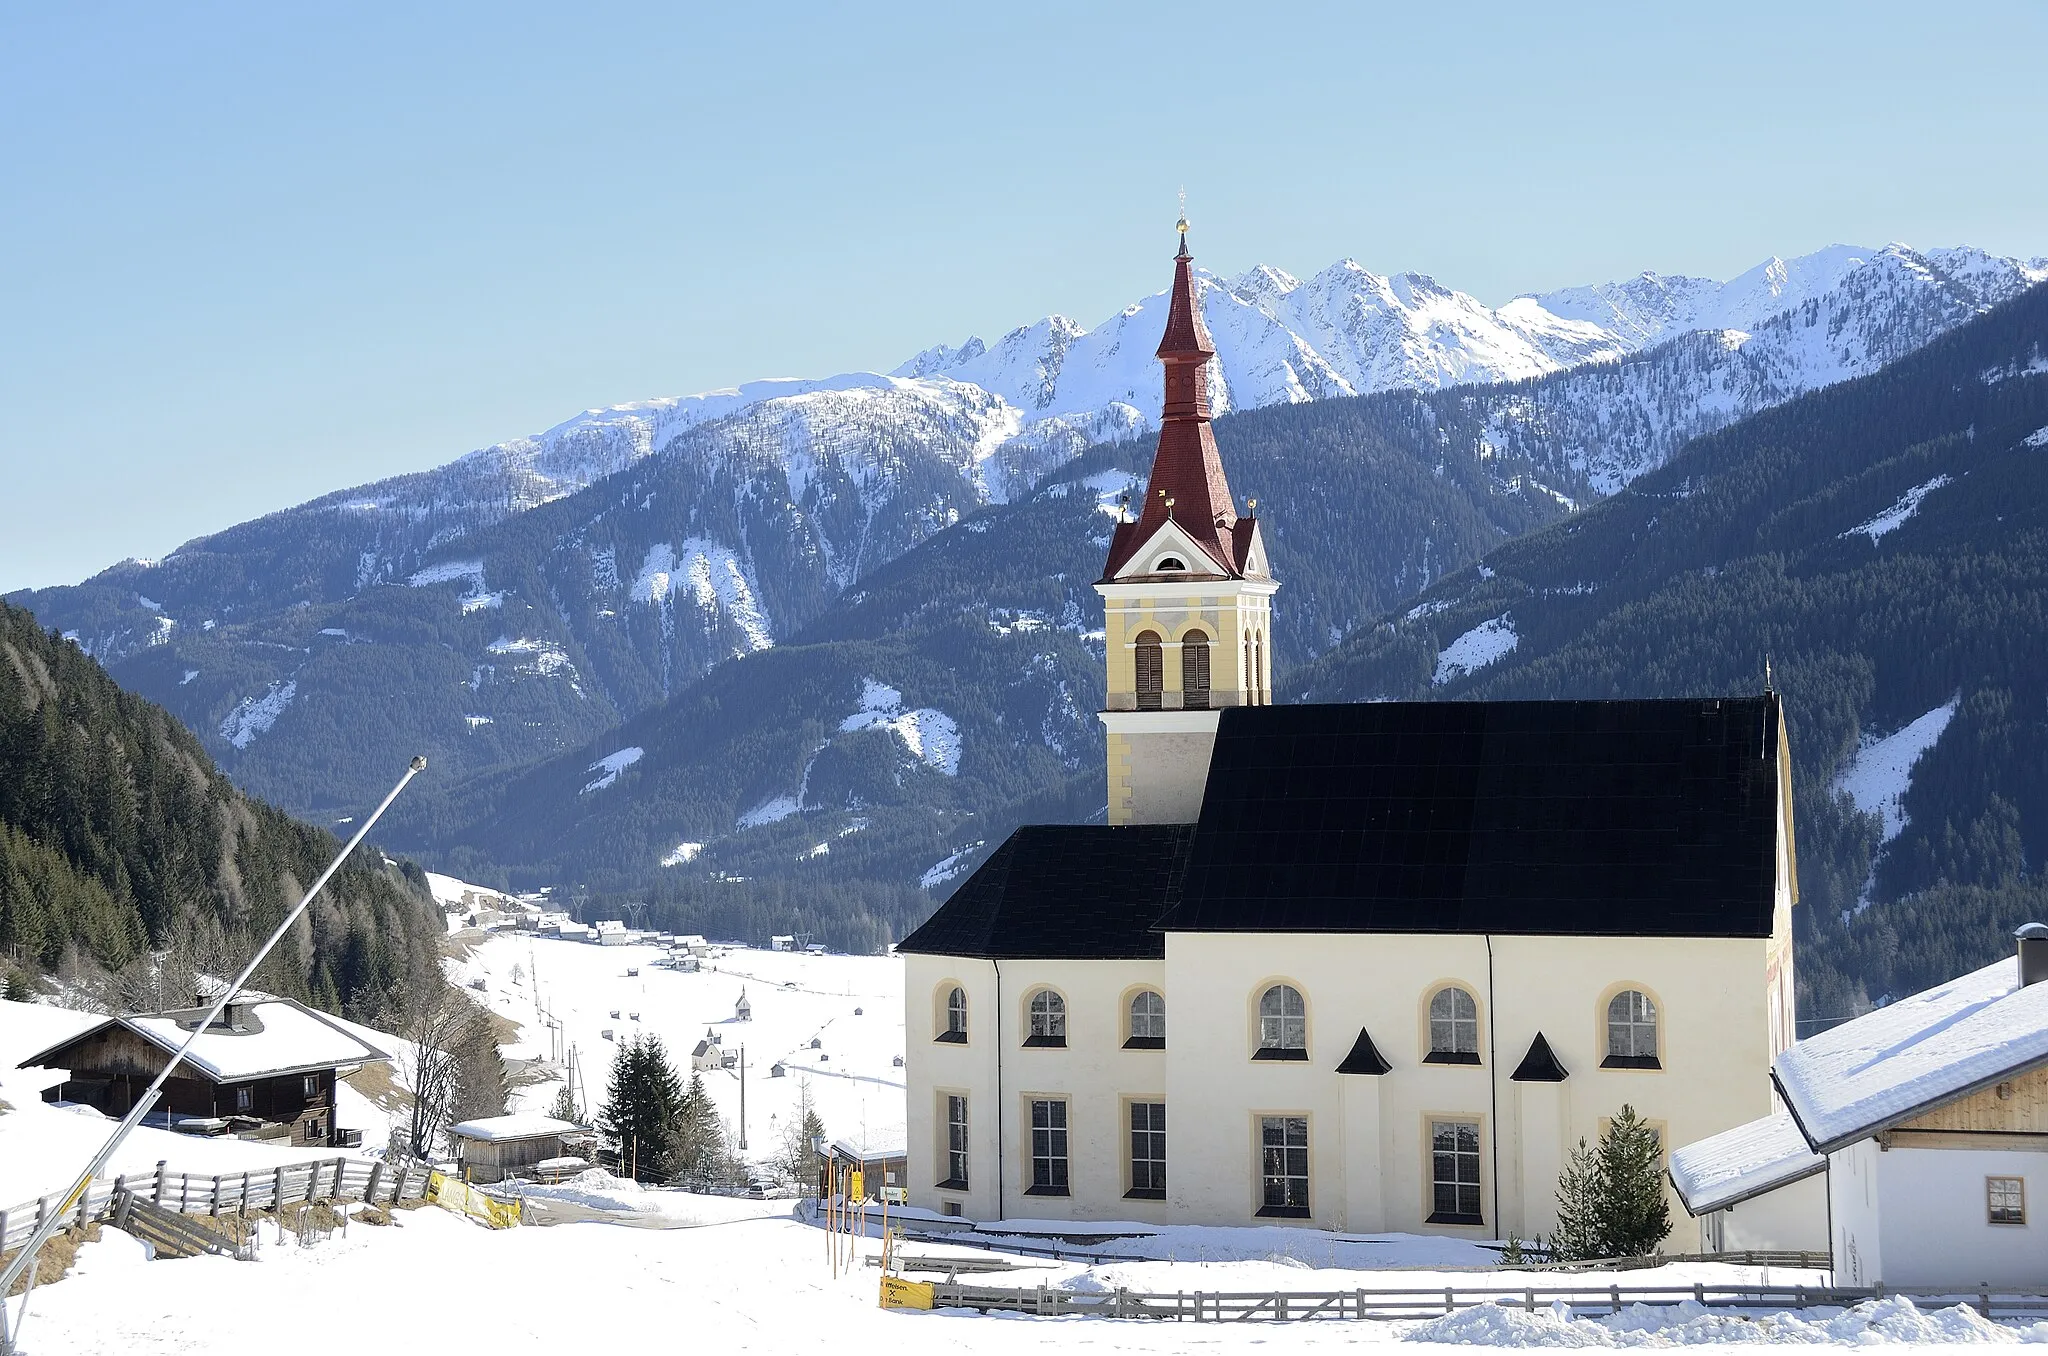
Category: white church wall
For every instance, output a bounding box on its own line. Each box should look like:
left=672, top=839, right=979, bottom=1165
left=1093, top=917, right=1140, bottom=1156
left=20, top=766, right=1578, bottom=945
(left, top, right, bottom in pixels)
left=1161, top=930, right=1776, bottom=1238
left=903, top=953, right=1001, bottom=1221
left=902, top=952, right=1169, bottom=1223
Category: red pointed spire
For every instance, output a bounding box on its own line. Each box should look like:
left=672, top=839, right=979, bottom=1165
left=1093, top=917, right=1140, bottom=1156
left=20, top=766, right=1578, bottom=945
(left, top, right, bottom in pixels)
left=1101, top=220, right=1253, bottom=581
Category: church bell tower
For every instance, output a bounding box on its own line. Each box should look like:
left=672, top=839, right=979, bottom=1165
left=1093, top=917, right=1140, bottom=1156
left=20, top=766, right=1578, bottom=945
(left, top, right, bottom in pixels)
left=1094, top=214, right=1278, bottom=825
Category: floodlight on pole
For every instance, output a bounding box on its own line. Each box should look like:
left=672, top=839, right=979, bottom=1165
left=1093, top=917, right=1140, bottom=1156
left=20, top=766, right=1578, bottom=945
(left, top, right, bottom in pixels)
left=0, top=755, right=428, bottom=1356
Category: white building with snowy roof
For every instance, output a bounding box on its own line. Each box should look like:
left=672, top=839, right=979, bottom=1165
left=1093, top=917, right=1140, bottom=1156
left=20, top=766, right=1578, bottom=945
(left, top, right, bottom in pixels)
left=1672, top=924, right=2048, bottom=1288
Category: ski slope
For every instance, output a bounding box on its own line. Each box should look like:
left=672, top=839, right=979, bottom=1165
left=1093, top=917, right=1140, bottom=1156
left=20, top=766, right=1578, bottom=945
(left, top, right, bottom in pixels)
left=448, top=934, right=906, bottom=1166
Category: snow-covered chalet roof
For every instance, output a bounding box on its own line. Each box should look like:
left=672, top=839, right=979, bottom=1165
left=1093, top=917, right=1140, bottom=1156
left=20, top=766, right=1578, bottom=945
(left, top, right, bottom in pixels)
left=1775, top=954, right=2048, bottom=1153
left=1667, top=1111, right=1824, bottom=1215
left=17, top=997, right=389, bottom=1083
left=448, top=1114, right=580, bottom=1142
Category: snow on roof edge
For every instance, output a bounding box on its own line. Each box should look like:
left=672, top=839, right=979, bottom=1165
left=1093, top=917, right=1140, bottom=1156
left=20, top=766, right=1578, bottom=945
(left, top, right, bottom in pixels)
left=1772, top=955, right=2048, bottom=1152
left=1668, top=1111, right=1825, bottom=1215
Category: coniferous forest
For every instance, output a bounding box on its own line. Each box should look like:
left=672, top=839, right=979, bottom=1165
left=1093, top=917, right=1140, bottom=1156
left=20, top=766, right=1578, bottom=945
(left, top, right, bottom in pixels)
left=0, top=599, right=443, bottom=1018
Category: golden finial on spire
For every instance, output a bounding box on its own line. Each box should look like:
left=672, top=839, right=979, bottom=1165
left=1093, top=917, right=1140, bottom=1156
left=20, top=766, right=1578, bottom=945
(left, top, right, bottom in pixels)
left=1176, top=188, right=1189, bottom=251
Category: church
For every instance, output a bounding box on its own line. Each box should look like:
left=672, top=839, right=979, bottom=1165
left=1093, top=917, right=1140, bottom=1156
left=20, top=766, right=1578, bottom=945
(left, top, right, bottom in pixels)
left=897, top=220, right=1800, bottom=1242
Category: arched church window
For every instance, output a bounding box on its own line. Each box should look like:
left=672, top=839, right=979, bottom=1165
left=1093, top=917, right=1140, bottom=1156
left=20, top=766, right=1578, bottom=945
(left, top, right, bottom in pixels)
left=1025, top=988, right=1066, bottom=1047
left=937, top=985, right=967, bottom=1043
left=1255, top=984, right=1307, bottom=1059
left=1181, top=631, right=1211, bottom=710
left=1426, top=987, right=1480, bottom=1064
left=1253, top=633, right=1266, bottom=705
left=1243, top=635, right=1254, bottom=706
left=1134, top=631, right=1163, bottom=711
left=1155, top=556, right=1186, bottom=572
left=1126, top=990, right=1165, bottom=1048
left=1603, top=989, right=1660, bottom=1068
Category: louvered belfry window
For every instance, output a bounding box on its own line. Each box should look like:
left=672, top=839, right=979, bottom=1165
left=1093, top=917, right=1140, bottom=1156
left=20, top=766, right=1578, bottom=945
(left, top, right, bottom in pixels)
left=1181, top=631, right=1211, bottom=710
left=1134, top=630, right=1164, bottom=710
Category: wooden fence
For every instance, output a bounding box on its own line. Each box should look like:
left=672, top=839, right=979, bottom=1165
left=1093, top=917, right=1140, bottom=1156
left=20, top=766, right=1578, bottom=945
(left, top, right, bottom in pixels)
left=928, top=1279, right=2048, bottom=1323
left=903, top=1226, right=1826, bottom=1274
left=0, top=1158, right=431, bottom=1258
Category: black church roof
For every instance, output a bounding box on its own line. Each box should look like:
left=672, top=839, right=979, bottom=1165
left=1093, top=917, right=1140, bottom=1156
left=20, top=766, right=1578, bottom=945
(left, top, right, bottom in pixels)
left=1158, top=697, right=1783, bottom=938
left=896, top=824, right=1193, bottom=959
left=901, top=697, right=1785, bottom=959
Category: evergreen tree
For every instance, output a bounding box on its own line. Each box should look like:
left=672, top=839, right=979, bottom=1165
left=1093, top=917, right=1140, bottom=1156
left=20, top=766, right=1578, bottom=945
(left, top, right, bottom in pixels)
left=599, top=1034, right=683, bottom=1181
left=2, top=967, right=33, bottom=1003
left=1550, top=1136, right=1602, bottom=1262
left=671, top=1071, right=723, bottom=1188
left=1549, top=1107, right=1673, bottom=1260
left=549, top=1083, right=580, bottom=1125
left=1596, top=1105, right=1671, bottom=1258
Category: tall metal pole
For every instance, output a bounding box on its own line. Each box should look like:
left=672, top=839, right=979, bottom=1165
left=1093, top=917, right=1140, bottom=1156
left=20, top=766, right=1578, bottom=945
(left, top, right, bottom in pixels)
left=0, top=755, right=427, bottom=1356
left=738, top=1045, right=747, bottom=1151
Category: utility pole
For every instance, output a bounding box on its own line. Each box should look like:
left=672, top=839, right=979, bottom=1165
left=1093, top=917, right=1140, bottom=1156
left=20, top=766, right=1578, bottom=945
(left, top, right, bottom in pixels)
left=738, top=1044, right=747, bottom=1150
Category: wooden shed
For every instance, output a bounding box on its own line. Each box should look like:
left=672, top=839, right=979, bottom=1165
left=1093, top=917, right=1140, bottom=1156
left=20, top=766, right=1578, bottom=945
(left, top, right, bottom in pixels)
left=446, top=1114, right=587, bottom=1184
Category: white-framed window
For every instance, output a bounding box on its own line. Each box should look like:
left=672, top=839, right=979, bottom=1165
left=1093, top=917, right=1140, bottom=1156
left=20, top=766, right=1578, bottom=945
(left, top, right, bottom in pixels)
left=1604, top=989, right=1659, bottom=1068
left=1128, top=1101, right=1166, bottom=1198
left=1990, top=1175, right=2026, bottom=1225
left=941, top=1094, right=969, bottom=1188
left=1430, top=1120, right=1483, bottom=1223
left=1256, top=984, right=1307, bottom=1059
left=1258, top=1115, right=1310, bottom=1216
left=302, top=1073, right=321, bottom=1098
left=1155, top=556, right=1186, bottom=572
left=1127, top=990, right=1166, bottom=1048
left=1427, top=987, right=1480, bottom=1063
left=1029, top=1099, right=1070, bottom=1196
left=938, top=985, right=968, bottom=1043
left=1025, top=989, right=1066, bottom=1047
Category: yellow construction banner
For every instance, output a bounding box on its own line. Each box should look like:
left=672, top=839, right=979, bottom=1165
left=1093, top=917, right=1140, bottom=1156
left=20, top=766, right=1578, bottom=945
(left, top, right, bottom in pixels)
left=426, top=1170, right=523, bottom=1229
left=880, top=1276, right=934, bottom=1310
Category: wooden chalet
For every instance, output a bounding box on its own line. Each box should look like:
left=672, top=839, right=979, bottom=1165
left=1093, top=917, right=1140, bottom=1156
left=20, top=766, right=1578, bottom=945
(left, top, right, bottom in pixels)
left=21, top=996, right=389, bottom=1148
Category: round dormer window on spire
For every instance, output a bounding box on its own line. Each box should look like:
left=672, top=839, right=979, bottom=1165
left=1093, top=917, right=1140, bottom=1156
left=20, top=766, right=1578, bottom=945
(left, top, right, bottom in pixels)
left=1155, top=556, right=1186, bottom=572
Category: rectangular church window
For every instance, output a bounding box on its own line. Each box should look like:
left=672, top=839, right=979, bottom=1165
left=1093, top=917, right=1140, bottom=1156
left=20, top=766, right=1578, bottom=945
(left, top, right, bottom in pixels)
left=1029, top=1099, right=1070, bottom=1195
left=1127, top=1101, right=1166, bottom=1198
left=1429, top=1120, right=1483, bottom=1224
left=1257, top=1115, right=1310, bottom=1217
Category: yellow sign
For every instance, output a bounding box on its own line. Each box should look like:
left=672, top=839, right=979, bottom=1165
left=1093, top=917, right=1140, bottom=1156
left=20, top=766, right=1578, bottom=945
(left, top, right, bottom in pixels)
left=880, top=1276, right=934, bottom=1310
left=849, top=1170, right=865, bottom=1199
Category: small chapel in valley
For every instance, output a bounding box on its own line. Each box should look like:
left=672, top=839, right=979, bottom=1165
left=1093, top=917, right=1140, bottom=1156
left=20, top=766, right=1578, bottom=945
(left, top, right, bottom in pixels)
left=897, top=220, right=1806, bottom=1244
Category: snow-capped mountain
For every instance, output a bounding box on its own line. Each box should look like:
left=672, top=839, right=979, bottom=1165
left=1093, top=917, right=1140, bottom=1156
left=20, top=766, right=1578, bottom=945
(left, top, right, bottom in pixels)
left=9, top=239, right=2042, bottom=833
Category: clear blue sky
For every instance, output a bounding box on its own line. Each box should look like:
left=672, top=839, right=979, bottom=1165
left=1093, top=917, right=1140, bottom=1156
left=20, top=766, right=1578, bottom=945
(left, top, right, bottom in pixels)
left=5, top=1, right=2046, bottom=592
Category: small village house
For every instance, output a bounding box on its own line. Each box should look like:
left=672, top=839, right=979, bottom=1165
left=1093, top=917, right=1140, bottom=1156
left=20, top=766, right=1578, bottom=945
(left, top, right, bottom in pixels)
left=20, top=995, right=388, bottom=1148
left=447, top=1114, right=588, bottom=1184
left=1672, top=924, right=2048, bottom=1289
left=734, top=989, right=752, bottom=1022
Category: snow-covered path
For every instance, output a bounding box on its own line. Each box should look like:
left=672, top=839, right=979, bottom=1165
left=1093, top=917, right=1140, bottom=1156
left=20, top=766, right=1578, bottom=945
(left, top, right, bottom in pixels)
left=17, top=1205, right=2039, bottom=1354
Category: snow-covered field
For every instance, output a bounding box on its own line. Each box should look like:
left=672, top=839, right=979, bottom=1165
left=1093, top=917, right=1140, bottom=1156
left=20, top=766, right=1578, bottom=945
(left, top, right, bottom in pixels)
left=14, top=1201, right=2041, bottom=1355
left=448, top=934, right=906, bottom=1163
